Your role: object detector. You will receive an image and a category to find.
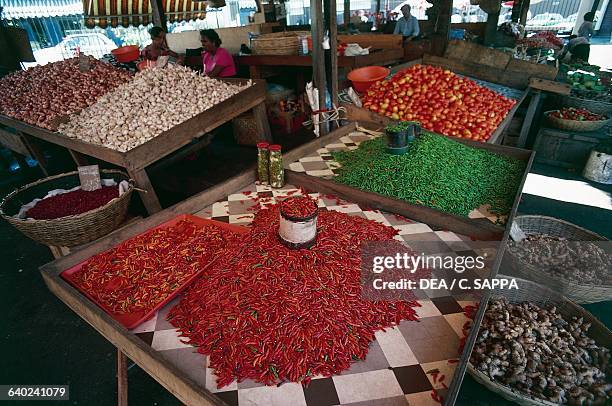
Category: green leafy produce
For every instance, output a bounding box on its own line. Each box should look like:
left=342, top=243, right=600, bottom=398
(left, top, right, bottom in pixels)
left=331, top=133, right=526, bottom=217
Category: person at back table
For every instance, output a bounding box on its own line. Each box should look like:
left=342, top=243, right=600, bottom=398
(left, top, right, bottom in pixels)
left=200, top=29, right=236, bottom=78
left=577, top=11, right=596, bottom=41
left=141, top=26, right=183, bottom=63
left=393, top=4, right=420, bottom=42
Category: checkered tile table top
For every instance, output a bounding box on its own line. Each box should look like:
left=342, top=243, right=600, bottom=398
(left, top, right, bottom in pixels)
left=127, top=183, right=482, bottom=406
left=287, top=130, right=507, bottom=225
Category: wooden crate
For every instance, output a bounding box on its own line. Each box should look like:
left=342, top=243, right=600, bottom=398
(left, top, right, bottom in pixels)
left=533, top=127, right=610, bottom=169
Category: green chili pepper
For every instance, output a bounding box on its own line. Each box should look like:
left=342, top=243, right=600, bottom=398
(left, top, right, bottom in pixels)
left=331, top=133, right=525, bottom=219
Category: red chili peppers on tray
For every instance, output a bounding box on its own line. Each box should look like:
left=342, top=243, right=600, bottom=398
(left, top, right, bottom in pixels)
left=71, top=220, right=238, bottom=314
left=280, top=196, right=318, bottom=218
left=169, top=204, right=421, bottom=388
left=26, top=186, right=119, bottom=220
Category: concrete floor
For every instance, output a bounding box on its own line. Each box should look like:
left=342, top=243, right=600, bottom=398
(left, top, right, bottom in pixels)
left=0, top=143, right=610, bottom=405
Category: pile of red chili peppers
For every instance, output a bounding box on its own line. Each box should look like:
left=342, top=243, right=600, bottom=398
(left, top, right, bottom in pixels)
left=26, top=186, right=119, bottom=220
left=280, top=196, right=318, bottom=218
left=72, top=220, right=238, bottom=314
left=169, top=204, right=421, bottom=388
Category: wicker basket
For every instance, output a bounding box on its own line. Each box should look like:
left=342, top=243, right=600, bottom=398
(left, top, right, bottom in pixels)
left=232, top=112, right=267, bottom=146
left=545, top=110, right=610, bottom=132
left=467, top=276, right=612, bottom=405
left=251, top=31, right=309, bottom=56
left=0, top=170, right=133, bottom=247
left=554, top=94, right=612, bottom=115
left=507, top=215, right=611, bottom=304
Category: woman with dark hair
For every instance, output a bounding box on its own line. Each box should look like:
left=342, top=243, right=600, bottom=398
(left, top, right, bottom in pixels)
left=141, top=26, right=183, bottom=62
left=200, top=29, right=236, bottom=78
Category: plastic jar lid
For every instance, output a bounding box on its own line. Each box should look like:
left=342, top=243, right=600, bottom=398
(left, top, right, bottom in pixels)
left=269, top=144, right=282, bottom=151
left=256, top=142, right=270, bottom=149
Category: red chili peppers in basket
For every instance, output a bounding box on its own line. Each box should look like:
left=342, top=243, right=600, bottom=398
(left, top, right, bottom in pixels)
left=169, top=204, right=421, bottom=388
left=26, top=186, right=119, bottom=220
left=280, top=196, right=318, bottom=218
left=71, top=220, right=238, bottom=314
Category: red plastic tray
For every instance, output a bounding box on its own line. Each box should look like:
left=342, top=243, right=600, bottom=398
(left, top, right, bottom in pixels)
left=61, top=214, right=248, bottom=330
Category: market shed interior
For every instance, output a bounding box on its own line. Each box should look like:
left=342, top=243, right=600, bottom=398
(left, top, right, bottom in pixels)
left=0, top=0, right=611, bottom=405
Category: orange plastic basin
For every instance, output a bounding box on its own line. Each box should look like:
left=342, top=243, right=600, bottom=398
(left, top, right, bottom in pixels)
left=111, top=45, right=140, bottom=63
left=347, top=66, right=390, bottom=93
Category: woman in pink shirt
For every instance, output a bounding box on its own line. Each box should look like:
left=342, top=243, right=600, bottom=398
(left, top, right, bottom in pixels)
left=200, top=29, right=236, bottom=78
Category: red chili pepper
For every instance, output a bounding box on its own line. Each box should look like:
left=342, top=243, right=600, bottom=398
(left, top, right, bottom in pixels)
left=169, top=202, right=420, bottom=388
left=280, top=196, right=318, bottom=218
left=430, top=390, right=443, bottom=403
left=26, top=186, right=119, bottom=220
left=72, top=219, right=238, bottom=314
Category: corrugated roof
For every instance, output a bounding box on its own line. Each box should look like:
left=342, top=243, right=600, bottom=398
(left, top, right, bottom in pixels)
left=1, top=0, right=83, bottom=19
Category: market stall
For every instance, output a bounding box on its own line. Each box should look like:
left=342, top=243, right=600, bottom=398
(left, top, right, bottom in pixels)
left=285, top=122, right=533, bottom=238
left=343, top=59, right=528, bottom=145
left=37, top=120, right=533, bottom=405
left=0, top=63, right=271, bottom=214
left=238, top=48, right=404, bottom=80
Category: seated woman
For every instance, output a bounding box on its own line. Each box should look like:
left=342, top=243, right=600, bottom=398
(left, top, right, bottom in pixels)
left=200, top=29, right=236, bottom=78
left=141, top=26, right=183, bottom=63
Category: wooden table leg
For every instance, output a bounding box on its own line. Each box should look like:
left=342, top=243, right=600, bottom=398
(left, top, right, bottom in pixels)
left=68, top=150, right=90, bottom=167
left=253, top=102, right=273, bottom=142
left=18, top=133, right=50, bottom=176
left=249, top=66, right=263, bottom=79
left=127, top=167, right=162, bottom=215
left=517, top=89, right=542, bottom=148
left=117, top=349, right=128, bottom=406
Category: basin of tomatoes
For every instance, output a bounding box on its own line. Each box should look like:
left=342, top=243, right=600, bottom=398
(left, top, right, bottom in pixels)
left=548, top=107, right=607, bottom=121
left=361, top=64, right=516, bottom=142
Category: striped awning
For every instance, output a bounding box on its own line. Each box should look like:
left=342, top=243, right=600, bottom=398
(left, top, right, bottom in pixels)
left=84, top=0, right=207, bottom=28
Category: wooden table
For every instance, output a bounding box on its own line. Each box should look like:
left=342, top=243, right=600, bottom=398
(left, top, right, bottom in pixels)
left=39, top=122, right=533, bottom=406
left=238, top=48, right=404, bottom=80
left=345, top=56, right=530, bottom=145
left=0, top=79, right=271, bottom=215
left=0, top=126, right=49, bottom=176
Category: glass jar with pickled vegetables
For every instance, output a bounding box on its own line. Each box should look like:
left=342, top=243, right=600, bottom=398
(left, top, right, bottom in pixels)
left=256, top=142, right=270, bottom=184
left=268, top=144, right=284, bottom=188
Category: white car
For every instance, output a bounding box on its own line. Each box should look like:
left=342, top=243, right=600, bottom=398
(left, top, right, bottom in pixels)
left=56, top=33, right=118, bottom=59
left=30, top=33, right=118, bottom=66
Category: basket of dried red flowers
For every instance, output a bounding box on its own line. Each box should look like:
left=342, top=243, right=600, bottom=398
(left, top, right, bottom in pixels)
left=0, top=169, right=133, bottom=247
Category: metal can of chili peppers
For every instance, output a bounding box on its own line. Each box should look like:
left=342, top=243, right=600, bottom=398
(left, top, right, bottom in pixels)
left=256, top=142, right=270, bottom=184
left=278, top=196, right=318, bottom=249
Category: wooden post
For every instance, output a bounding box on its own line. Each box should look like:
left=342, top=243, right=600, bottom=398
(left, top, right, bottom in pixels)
left=510, top=0, right=522, bottom=22
left=519, top=0, right=530, bottom=25
left=343, top=0, right=350, bottom=29
left=484, top=10, right=500, bottom=46
left=117, top=350, right=128, bottom=406
left=327, top=0, right=339, bottom=106
left=150, top=0, right=166, bottom=29
left=517, top=90, right=542, bottom=148
left=311, top=0, right=328, bottom=135
left=511, top=0, right=530, bottom=24
left=127, top=167, right=163, bottom=214
left=433, top=0, right=453, bottom=54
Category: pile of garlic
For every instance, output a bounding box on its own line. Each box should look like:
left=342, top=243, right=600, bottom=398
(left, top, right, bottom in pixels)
left=59, top=65, right=252, bottom=152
